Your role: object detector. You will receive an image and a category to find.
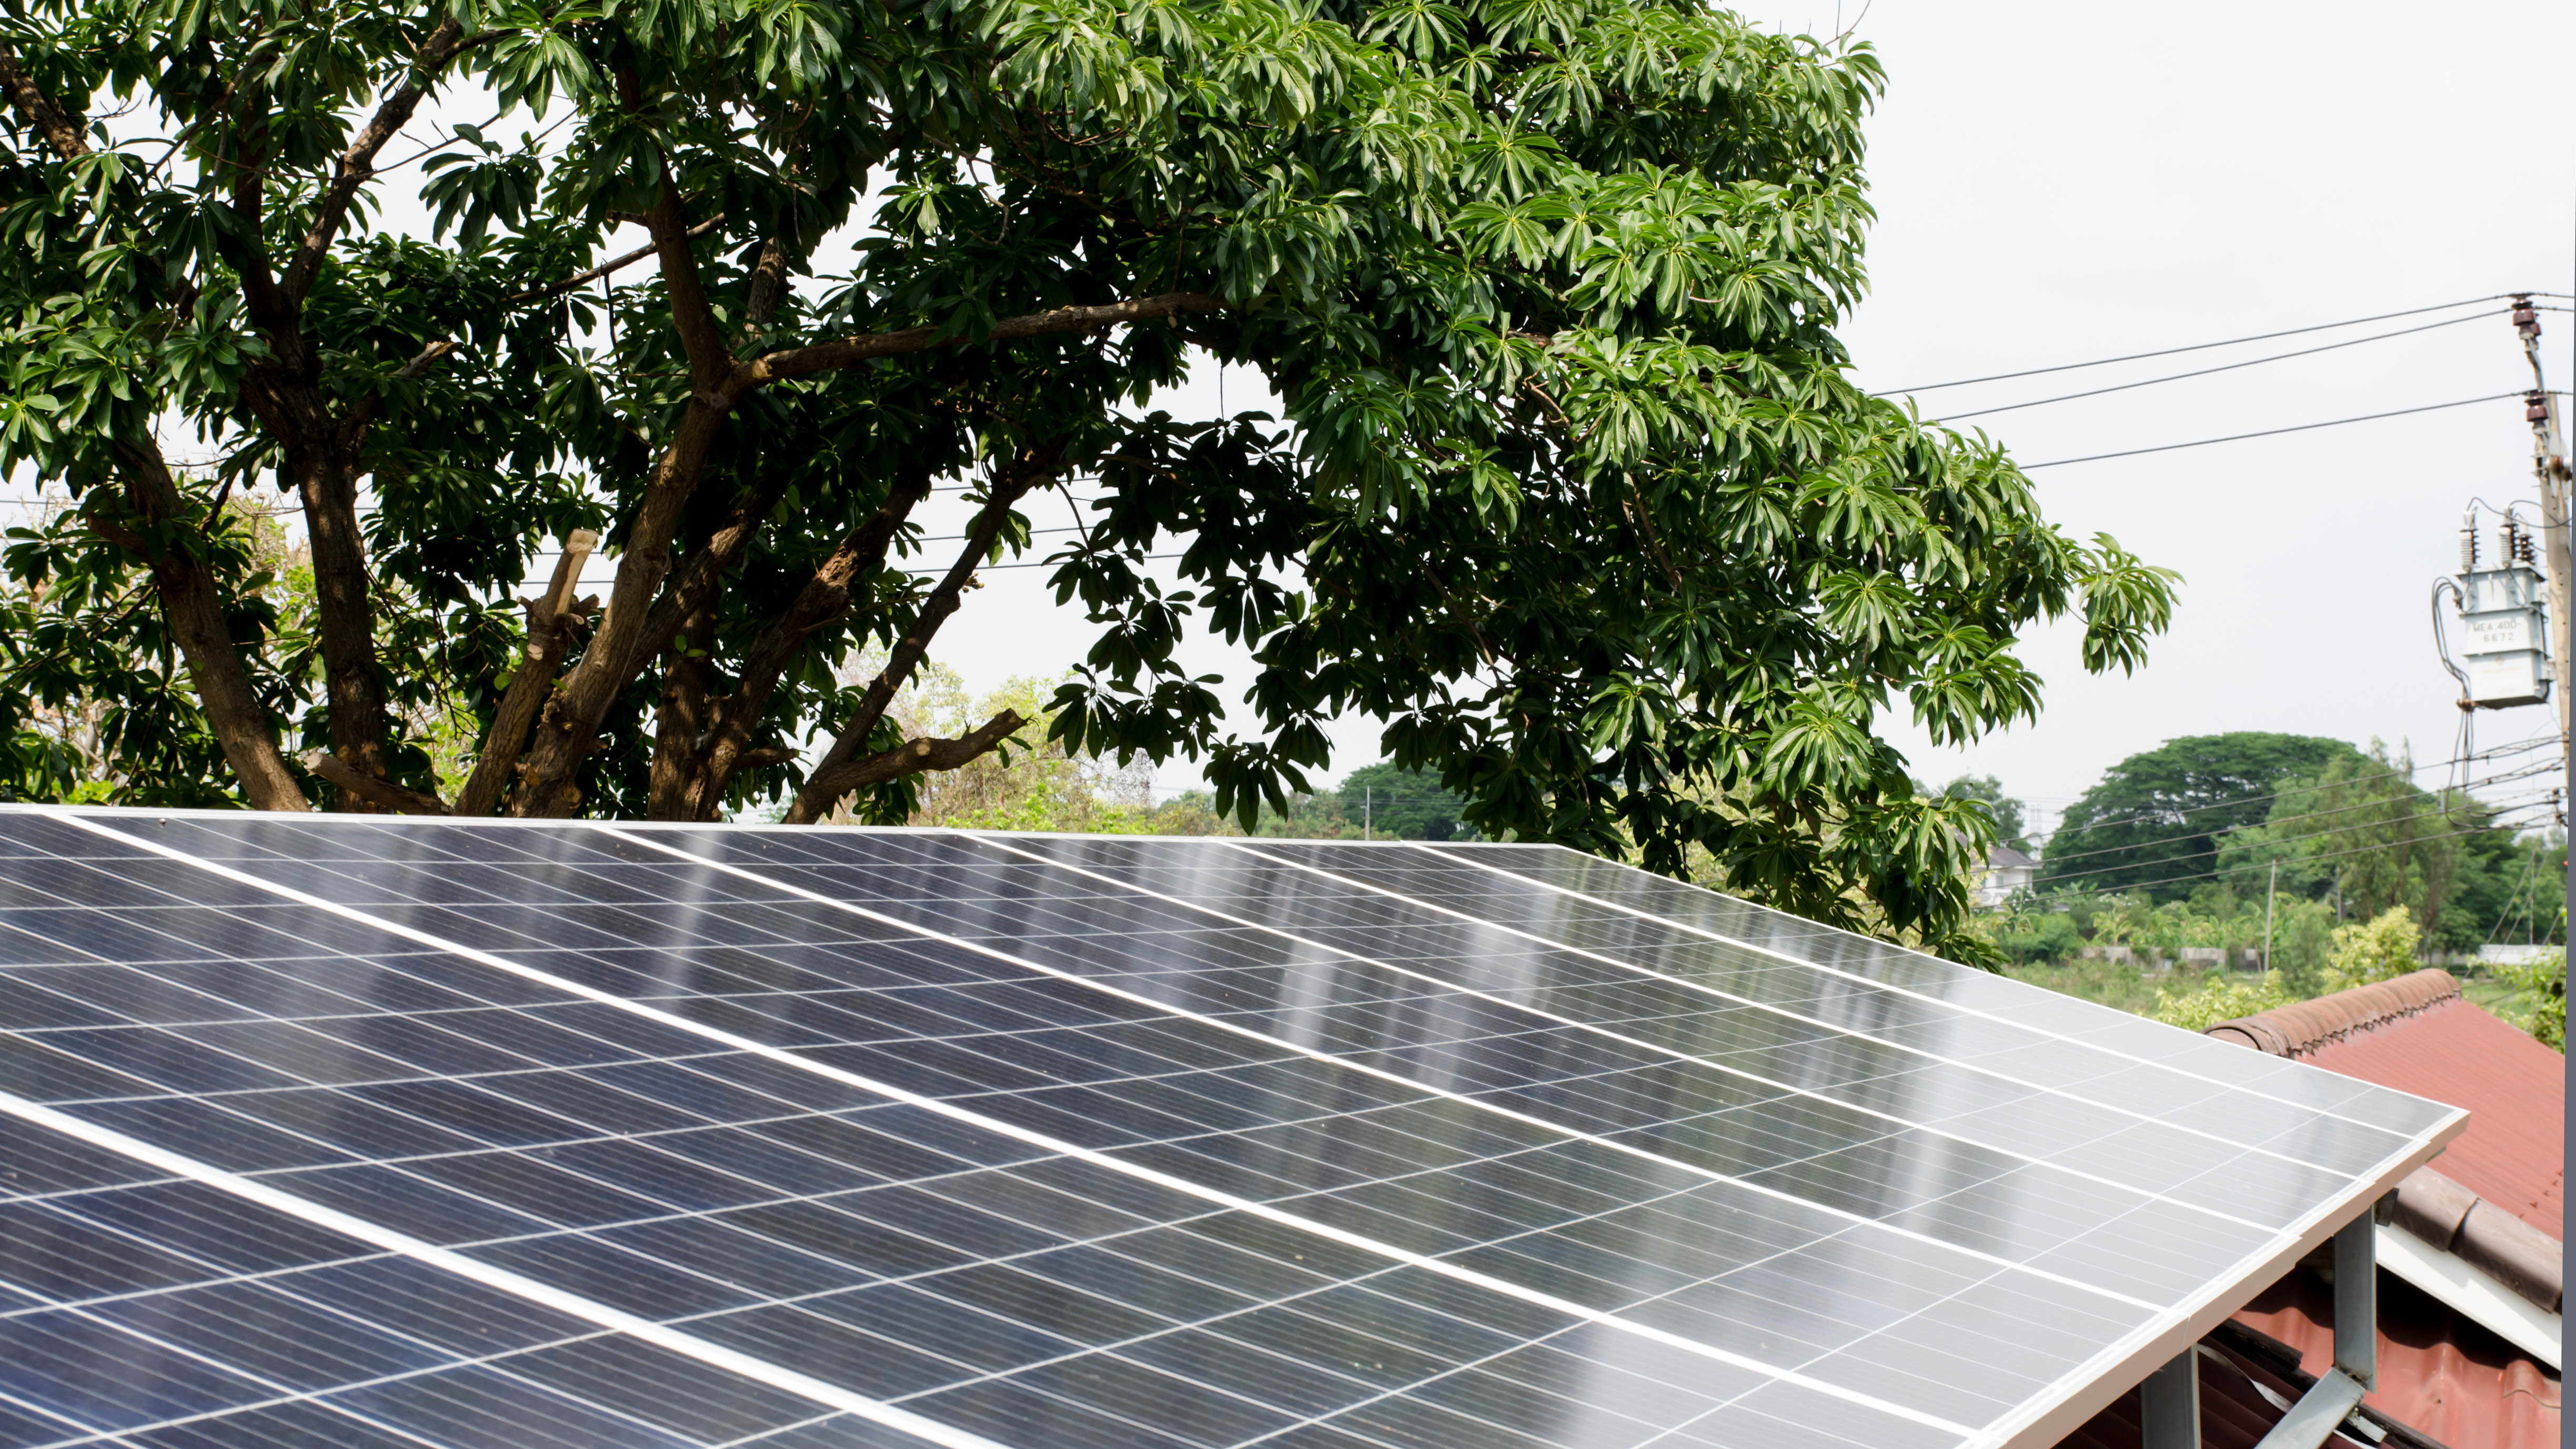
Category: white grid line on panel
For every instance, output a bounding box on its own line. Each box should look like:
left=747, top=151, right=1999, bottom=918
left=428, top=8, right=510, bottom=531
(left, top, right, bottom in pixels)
left=14, top=881, right=2128, bottom=1324
left=1212, top=840, right=2388, bottom=1174
left=603, top=827, right=2183, bottom=1309
left=12, top=855, right=2088, bottom=1435
left=5, top=814, right=2236, bottom=1413
left=57, top=812, right=1971, bottom=1439
left=1211, top=840, right=2470, bottom=1449
left=1412, top=844, right=2448, bottom=1132
left=161, top=821, right=2194, bottom=1324
left=955, top=833, right=2283, bottom=1234
left=0, top=1089, right=1015, bottom=1449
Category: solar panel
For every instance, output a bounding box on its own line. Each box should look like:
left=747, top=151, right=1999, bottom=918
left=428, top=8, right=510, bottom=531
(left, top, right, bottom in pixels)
left=0, top=809, right=2463, bottom=1449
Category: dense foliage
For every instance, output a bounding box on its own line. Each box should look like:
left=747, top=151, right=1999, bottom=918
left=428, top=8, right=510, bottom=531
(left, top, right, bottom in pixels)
left=0, top=0, right=2177, bottom=959
left=2036, top=733, right=2366, bottom=900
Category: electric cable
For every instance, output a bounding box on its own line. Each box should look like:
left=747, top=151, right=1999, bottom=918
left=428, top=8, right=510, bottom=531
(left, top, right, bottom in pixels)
left=2017, top=392, right=2544, bottom=470
left=2032, top=732, right=2558, bottom=843
left=2028, top=757, right=2564, bottom=873
left=2026, top=784, right=2560, bottom=890
left=2012, top=803, right=2559, bottom=904
left=1872, top=295, right=2519, bottom=395
left=1934, top=310, right=2501, bottom=422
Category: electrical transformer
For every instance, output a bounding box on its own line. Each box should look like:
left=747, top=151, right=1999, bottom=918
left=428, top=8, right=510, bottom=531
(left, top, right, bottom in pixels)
left=2456, top=518, right=2552, bottom=708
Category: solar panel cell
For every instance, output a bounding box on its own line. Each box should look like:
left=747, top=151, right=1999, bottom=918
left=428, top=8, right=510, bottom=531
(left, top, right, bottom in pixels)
left=0, top=810, right=2466, bottom=1449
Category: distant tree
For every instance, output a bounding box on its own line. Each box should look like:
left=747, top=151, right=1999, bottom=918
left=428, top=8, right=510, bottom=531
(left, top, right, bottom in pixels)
left=2218, top=741, right=2524, bottom=951
left=1339, top=763, right=1467, bottom=841
left=2039, top=733, right=2366, bottom=901
left=2491, top=949, right=2564, bottom=1051
left=1935, top=773, right=2029, bottom=853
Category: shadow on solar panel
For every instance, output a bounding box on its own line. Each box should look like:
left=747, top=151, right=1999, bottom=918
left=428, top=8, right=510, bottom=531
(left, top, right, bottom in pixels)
left=0, top=809, right=2463, bottom=1449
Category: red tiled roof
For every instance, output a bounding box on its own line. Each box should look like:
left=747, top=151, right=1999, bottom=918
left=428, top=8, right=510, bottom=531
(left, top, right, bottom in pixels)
left=2208, top=969, right=2564, bottom=1239
left=2300, top=990, right=2564, bottom=1239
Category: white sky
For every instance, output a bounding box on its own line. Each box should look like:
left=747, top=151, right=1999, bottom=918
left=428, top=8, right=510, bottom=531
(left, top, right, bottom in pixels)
left=1710, top=0, right=2576, bottom=836
left=22, top=0, right=2576, bottom=824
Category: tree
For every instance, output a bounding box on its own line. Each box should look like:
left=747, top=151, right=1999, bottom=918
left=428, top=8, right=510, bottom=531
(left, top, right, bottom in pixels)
left=1935, top=772, right=2027, bottom=852
left=2039, top=734, right=2364, bottom=901
left=1339, top=761, right=1466, bottom=841
left=0, top=0, right=2176, bottom=960
left=2217, top=741, right=2526, bottom=951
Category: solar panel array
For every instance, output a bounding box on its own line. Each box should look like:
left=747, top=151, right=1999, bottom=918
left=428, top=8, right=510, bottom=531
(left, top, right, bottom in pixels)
left=0, top=810, right=2462, bottom=1449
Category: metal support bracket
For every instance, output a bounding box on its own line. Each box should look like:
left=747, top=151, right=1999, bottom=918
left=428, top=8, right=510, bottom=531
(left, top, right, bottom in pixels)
left=2252, top=1368, right=2368, bottom=1449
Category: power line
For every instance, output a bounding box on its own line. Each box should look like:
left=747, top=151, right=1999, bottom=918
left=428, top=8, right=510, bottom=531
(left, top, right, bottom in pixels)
left=1873, top=295, right=2517, bottom=395
left=1935, top=310, right=2500, bottom=422
left=2036, top=733, right=2559, bottom=843
left=2030, top=757, right=2563, bottom=872
left=2030, top=787, right=2559, bottom=891
left=2012, top=804, right=2558, bottom=904
left=2018, top=392, right=2544, bottom=470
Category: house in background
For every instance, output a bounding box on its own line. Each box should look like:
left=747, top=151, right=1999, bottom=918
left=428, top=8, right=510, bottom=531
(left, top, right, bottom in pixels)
left=1977, top=842, right=2038, bottom=908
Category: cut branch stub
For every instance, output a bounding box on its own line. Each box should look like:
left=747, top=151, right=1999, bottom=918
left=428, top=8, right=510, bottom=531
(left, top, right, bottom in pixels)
left=452, top=530, right=598, bottom=818
left=795, top=708, right=1029, bottom=821
left=303, top=750, right=449, bottom=814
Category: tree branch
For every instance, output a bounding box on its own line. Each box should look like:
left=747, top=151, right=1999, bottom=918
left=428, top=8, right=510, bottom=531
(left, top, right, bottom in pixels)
left=454, top=531, right=598, bottom=817
left=732, top=293, right=1223, bottom=393
left=682, top=469, right=935, bottom=816
left=511, top=289, right=1193, bottom=817
left=504, top=215, right=722, bottom=307
left=95, top=448, right=311, bottom=811
left=647, top=168, right=730, bottom=389
left=4, top=47, right=310, bottom=811
left=303, top=749, right=449, bottom=814
left=784, top=439, right=1065, bottom=824
left=797, top=708, right=1028, bottom=812
left=0, top=43, right=87, bottom=160
left=1620, top=476, right=1688, bottom=592
left=280, top=17, right=468, bottom=303
left=742, top=236, right=790, bottom=339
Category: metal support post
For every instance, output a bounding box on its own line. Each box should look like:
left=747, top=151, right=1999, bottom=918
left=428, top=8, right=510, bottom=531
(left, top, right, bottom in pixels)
left=2255, top=1200, right=2386, bottom=1449
left=2332, top=1208, right=2377, bottom=1389
left=2138, top=1349, right=2200, bottom=1449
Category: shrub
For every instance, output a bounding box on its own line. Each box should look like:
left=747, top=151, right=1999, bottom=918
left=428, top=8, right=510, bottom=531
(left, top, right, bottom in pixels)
left=2151, top=972, right=2293, bottom=1032
left=2490, top=950, right=2567, bottom=1052
left=2322, top=906, right=2421, bottom=991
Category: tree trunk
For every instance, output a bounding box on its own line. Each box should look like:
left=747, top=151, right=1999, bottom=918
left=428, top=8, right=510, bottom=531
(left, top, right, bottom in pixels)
left=97, top=447, right=311, bottom=812
left=647, top=600, right=718, bottom=820
left=290, top=444, right=394, bottom=796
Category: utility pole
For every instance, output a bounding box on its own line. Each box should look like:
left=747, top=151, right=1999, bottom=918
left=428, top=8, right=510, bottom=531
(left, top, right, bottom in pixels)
left=2264, top=860, right=2277, bottom=973
left=2513, top=297, right=2574, bottom=742
left=1363, top=786, right=1372, bottom=842
left=2512, top=291, right=2576, bottom=968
